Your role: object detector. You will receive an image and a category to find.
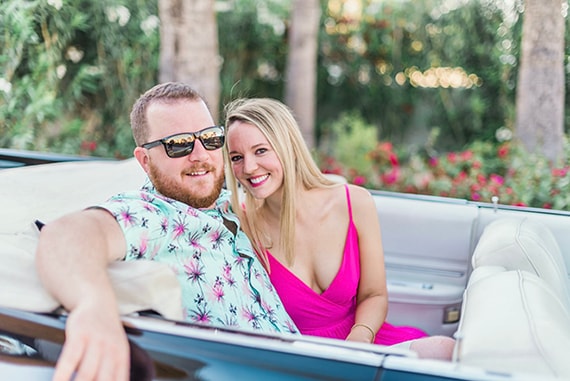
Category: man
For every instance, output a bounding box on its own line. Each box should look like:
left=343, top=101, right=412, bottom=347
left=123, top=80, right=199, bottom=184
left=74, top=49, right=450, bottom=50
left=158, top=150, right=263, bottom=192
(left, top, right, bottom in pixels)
left=35, top=82, right=297, bottom=381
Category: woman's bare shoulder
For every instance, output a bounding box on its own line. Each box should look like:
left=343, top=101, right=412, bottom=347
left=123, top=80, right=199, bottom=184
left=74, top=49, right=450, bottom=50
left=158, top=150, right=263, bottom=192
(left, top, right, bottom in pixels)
left=305, top=184, right=349, bottom=215
left=344, top=184, right=379, bottom=226
left=346, top=184, right=374, bottom=204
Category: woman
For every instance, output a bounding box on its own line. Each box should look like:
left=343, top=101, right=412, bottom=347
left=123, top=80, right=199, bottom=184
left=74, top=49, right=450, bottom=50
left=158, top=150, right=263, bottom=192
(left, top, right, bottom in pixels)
left=223, top=98, right=455, bottom=359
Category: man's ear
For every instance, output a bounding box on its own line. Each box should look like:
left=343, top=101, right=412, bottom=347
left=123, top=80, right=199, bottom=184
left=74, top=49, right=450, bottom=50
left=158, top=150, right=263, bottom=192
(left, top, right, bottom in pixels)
left=133, top=147, right=151, bottom=174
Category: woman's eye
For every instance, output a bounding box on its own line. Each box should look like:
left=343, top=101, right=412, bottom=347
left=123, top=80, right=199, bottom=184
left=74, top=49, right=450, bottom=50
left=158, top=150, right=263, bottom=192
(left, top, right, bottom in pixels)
left=256, top=148, right=267, bottom=155
left=230, top=155, right=242, bottom=162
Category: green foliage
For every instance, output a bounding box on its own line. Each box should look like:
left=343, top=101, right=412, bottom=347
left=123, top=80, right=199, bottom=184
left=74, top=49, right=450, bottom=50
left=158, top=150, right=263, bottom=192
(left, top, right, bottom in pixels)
left=0, top=0, right=545, bottom=157
left=0, top=0, right=159, bottom=158
left=317, top=0, right=521, bottom=150
left=319, top=111, right=378, bottom=176
left=215, top=0, right=522, bottom=151
left=322, top=126, right=570, bottom=211
left=1, top=0, right=569, bottom=209
left=217, top=0, right=290, bottom=109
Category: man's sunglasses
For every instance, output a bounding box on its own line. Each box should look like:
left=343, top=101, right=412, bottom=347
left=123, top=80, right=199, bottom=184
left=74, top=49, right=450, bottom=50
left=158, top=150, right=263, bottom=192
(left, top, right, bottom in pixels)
left=141, top=126, right=225, bottom=158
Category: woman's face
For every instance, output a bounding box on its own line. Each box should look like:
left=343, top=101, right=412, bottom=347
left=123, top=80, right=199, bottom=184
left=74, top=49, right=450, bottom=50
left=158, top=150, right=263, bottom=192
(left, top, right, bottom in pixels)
left=226, top=121, right=284, bottom=201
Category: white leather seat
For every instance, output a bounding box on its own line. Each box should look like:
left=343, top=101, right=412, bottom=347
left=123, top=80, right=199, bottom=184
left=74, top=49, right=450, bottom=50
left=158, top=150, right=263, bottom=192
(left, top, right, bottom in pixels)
left=471, top=217, right=570, bottom=309
left=456, top=266, right=570, bottom=378
left=455, top=218, right=570, bottom=378
left=0, top=159, right=185, bottom=319
left=0, top=222, right=183, bottom=320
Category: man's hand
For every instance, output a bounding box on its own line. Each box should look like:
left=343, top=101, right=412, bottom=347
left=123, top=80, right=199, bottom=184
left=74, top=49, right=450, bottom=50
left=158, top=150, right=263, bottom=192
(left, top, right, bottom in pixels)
left=34, top=209, right=131, bottom=380
left=53, top=304, right=130, bottom=381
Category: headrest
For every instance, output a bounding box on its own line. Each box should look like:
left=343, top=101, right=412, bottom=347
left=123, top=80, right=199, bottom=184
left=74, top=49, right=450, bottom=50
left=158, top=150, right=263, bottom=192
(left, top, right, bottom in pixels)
left=472, top=217, right=570, bottom=308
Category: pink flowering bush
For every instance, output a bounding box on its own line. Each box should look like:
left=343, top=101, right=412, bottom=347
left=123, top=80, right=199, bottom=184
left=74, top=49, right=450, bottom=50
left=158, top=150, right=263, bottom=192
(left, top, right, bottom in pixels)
left=320, top=138, right=570, bottom=211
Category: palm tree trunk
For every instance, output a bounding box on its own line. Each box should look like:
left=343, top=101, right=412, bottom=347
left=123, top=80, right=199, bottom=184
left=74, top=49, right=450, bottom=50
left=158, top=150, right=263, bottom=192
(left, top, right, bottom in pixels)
left=514, top=0, right=565, bottom=163
left=158, top=0, right=221, bottom=121
left=285, top=0, right=321, bottom=149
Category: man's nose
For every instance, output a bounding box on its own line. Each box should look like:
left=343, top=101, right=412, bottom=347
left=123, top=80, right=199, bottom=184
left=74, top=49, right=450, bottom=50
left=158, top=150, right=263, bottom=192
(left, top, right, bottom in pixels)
left=186, top=139, right=209, bottom=161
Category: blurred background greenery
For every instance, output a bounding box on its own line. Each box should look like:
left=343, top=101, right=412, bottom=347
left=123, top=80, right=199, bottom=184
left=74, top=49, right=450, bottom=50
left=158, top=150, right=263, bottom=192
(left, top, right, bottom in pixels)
left=2, top=0, right=570, bottom=209
left=0, top=0, right=529, bottom=156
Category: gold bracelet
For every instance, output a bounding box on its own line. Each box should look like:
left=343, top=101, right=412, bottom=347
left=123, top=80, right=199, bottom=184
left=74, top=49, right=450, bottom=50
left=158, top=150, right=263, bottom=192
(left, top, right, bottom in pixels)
left=351, top=323, right=375, bottom=342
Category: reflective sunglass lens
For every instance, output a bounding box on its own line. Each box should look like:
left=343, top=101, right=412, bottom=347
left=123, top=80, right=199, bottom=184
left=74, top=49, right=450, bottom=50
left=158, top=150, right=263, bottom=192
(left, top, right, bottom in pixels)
left=202, top=136, right=225, bottom=150
left=167, top=147, right=190, bottom=158
left=165, top=136, right=195, bottom=157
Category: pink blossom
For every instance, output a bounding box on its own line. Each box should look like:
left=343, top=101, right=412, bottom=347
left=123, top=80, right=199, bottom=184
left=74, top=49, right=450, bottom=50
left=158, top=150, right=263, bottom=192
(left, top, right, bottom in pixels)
left=552, top=167, right=569, bottom=177
left=460, top=150, right=473, bottom=161
left=381, top=168, right=400, bottom=185
left=453, top=171, right=467, bottom=184
left=389, top=153, right=399, bottom=166
left=476, top=174, right=486, bottom=185
left=497, top=145, right=509, bottom=158
left=353, top=175, right=367, bottom=186
left=80, top=140, right=97, bottom=152
left=323, top=167, right=343, bottom=175
left=489, top=174, right=504, bottom=185
left=378, top=142, right=393, bottom=152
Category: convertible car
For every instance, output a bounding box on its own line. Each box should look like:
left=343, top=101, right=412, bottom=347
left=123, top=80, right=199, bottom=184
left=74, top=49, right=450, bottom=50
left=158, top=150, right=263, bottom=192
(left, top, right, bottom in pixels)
left=0, top=148, right=568, bottom=380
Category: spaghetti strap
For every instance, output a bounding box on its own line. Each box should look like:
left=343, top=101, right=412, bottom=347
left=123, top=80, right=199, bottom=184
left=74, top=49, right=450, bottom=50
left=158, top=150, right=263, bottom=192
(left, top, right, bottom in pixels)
left=344, top=184, right=353, bottom=222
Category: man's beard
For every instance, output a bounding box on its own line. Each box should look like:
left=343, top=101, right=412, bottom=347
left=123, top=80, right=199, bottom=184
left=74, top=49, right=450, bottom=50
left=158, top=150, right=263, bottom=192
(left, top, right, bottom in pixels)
left=148, top=163, right=225, bottom=209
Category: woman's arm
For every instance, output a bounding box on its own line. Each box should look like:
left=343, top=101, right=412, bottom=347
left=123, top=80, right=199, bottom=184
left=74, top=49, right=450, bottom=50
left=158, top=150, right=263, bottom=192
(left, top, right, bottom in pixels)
left=345, top=185, right=389, bottom=343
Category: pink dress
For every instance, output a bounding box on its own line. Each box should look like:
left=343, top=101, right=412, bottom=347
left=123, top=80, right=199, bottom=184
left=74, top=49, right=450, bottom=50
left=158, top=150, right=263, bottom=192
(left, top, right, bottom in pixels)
left=267, top=185, right=428, bottom=345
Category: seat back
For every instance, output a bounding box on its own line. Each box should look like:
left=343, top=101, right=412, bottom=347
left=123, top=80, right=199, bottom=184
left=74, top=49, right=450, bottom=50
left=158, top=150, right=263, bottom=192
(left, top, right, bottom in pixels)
left=471, top=217, right=570, bottom=309
left=456, top=266, right=570, bottom=378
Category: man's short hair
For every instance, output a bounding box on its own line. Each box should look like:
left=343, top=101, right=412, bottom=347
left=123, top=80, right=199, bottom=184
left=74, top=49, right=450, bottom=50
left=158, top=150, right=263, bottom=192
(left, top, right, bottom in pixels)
left=130, top=82, right=204, bottom=146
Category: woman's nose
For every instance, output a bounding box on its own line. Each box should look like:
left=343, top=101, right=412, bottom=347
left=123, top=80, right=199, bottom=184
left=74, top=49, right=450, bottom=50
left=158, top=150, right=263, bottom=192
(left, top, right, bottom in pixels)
left=243, top=156, right=258, bottom=174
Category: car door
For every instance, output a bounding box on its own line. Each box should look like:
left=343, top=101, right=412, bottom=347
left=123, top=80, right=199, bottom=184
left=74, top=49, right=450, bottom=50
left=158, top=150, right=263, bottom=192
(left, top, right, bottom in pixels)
left=372, top=191, right=478, bottom=337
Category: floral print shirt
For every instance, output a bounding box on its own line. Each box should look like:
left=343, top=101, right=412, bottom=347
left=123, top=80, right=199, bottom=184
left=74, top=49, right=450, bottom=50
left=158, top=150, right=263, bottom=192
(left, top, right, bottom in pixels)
left=97, top=178, right=298, bottom=335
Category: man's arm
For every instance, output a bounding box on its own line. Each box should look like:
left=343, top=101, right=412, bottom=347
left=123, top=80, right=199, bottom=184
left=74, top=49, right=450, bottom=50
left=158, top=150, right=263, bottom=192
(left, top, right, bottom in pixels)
left=35, top=208, right=130, bottom=381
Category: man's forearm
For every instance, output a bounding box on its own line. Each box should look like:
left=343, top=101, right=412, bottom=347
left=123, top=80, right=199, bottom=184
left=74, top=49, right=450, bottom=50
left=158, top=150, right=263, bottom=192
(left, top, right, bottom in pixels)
left=35, top=209, right=124, bottom=312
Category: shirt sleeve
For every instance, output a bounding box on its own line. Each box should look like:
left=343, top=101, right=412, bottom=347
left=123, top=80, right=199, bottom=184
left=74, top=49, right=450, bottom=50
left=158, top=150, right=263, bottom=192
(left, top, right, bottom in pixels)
left=96, top=190, right=170, bottom=261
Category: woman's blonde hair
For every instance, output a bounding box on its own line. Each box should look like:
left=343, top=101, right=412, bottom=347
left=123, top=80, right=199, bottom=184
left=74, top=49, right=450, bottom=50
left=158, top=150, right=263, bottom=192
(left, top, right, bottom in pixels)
left=224, top=98, right=335, bottom=271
